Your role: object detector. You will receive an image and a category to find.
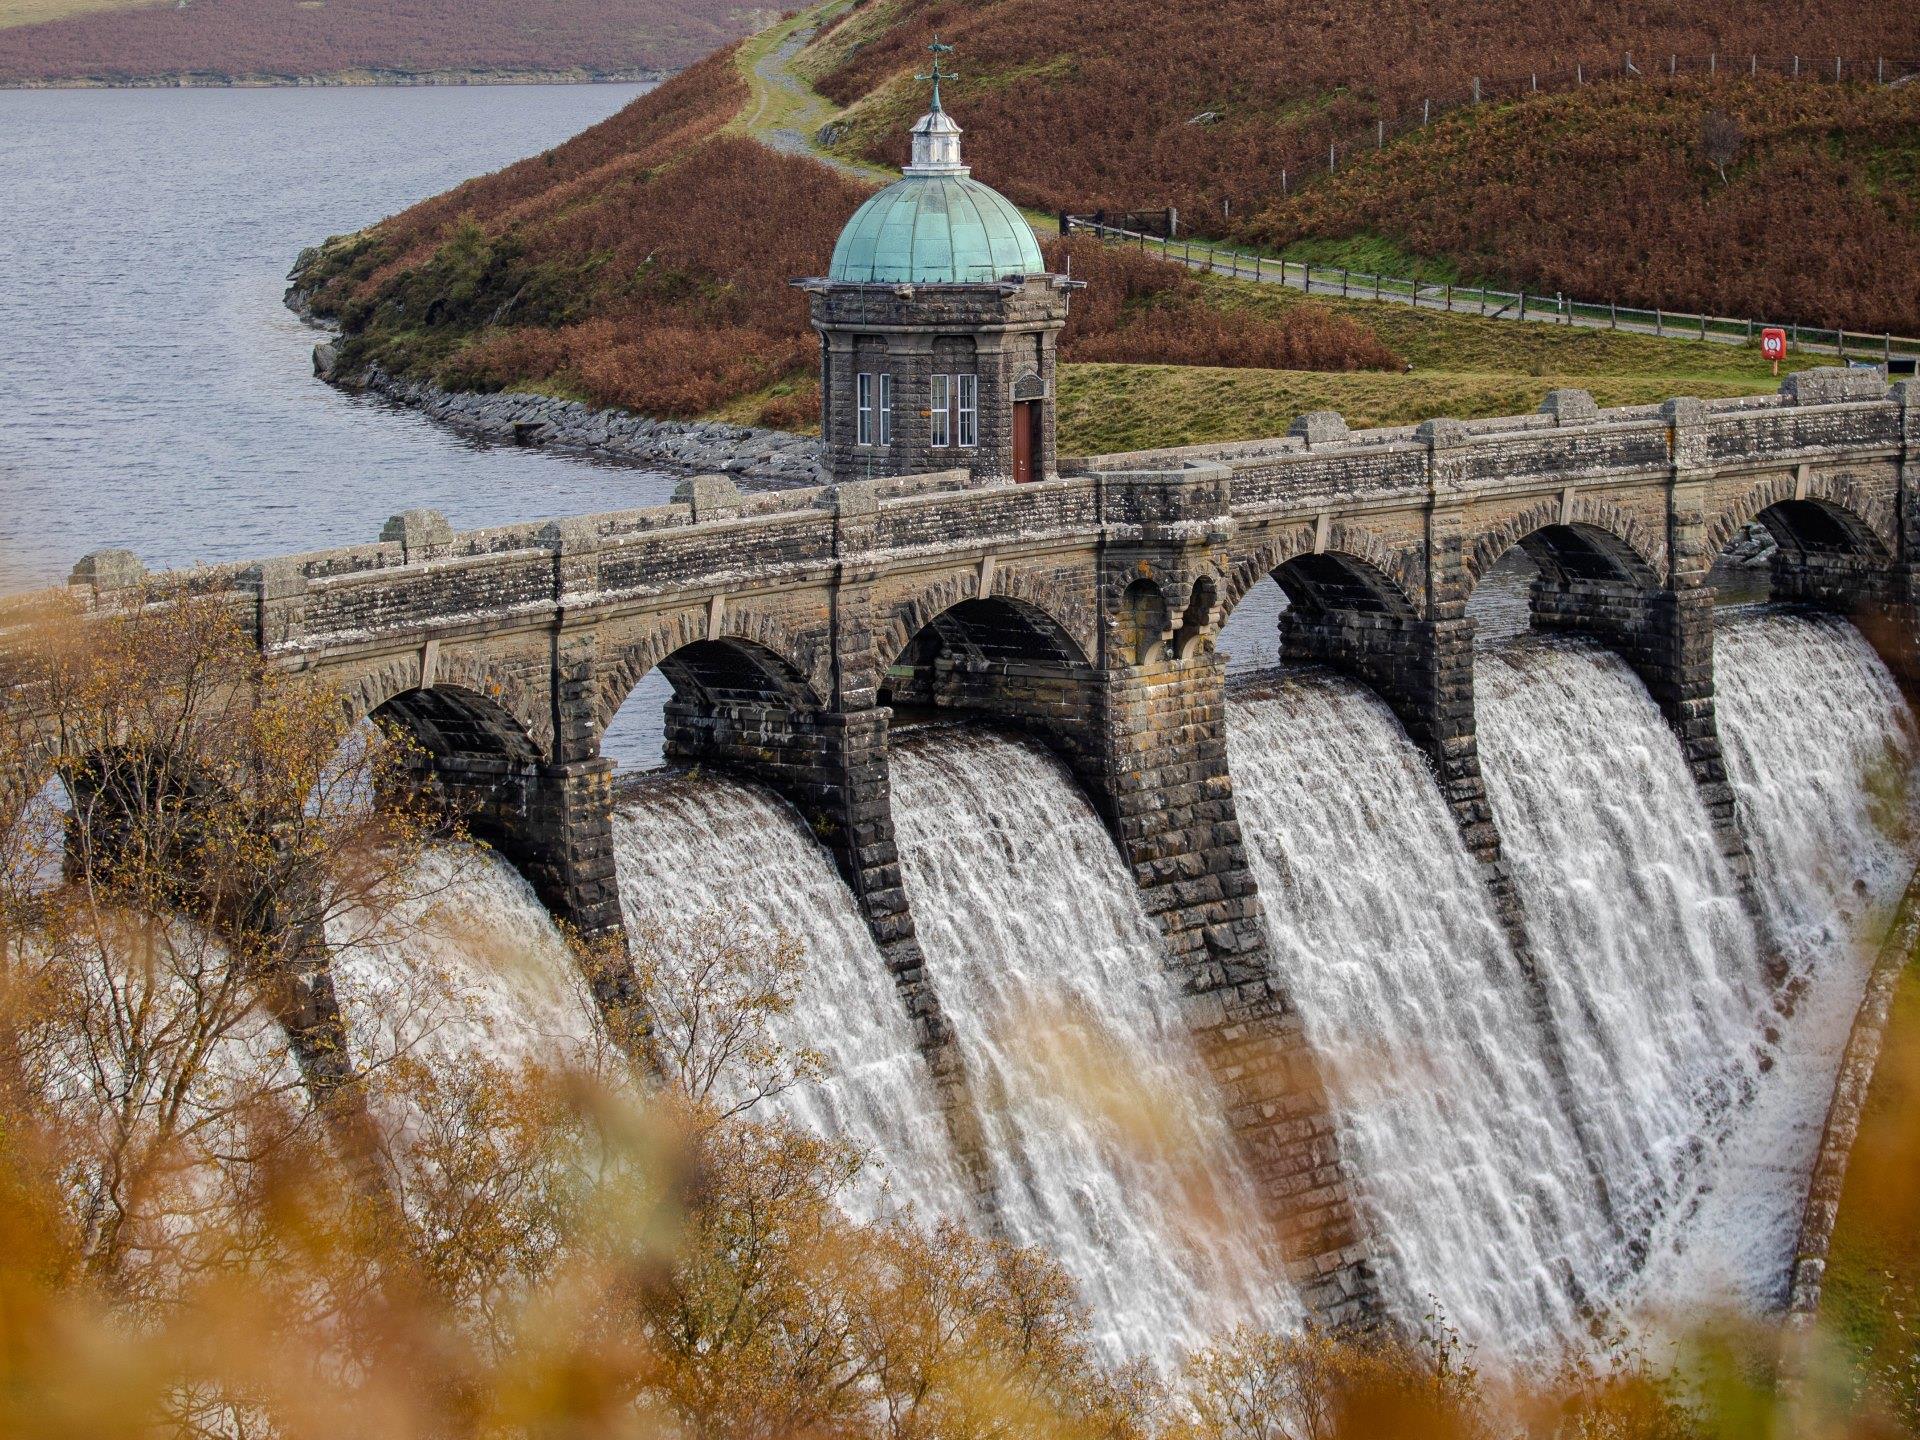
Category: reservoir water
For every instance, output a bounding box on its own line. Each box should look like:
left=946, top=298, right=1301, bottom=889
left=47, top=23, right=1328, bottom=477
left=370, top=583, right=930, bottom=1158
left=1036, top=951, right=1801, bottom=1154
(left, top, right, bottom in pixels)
left=0, top=84, right=677, bottom=595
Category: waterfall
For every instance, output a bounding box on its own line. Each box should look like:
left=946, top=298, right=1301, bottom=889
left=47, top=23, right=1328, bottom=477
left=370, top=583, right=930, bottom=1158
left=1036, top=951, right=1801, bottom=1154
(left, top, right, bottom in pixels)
left=1228, top=677, right=1607, bottom=1349
left=1628, top=611, right=1916, bottom=1310
left=613, top=775, right=972, bottom=1226
left=302, top=607, right=1912, bottom=1362
left=889, top=729, right=1299, bottom=1369
left=1475, top=638, right=1771, bottom=1304
left=329, top=844, right=603, bottom=1072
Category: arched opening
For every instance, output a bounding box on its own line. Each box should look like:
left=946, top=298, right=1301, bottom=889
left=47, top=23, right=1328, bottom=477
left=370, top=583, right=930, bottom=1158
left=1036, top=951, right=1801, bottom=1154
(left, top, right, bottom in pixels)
left=1115, top=579, right=1172, bottom=667
left=1216, top=550, right=1417, bottom=689
left=362, top=685, right=546, bottom=852
left=595, top=637, right=826, bottom=793
left=373, top=686, right=544, bottom=768
left=1172, top=576, right=1219, bottom=660
left=1714, top=498, right=1903, bottom=670
left=1467, top=522, right=1661, bottom=650
left=879, top=597, right=1092, bottom=732
left=1711, top=495, right=1893, bottom=608
left=1276, top=553, right=1417, bottom=619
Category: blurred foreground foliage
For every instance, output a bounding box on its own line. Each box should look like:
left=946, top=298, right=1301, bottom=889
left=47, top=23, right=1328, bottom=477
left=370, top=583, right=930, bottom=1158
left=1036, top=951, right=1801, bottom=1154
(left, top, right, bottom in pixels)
left=0, top=589, right=1917, bottom=1438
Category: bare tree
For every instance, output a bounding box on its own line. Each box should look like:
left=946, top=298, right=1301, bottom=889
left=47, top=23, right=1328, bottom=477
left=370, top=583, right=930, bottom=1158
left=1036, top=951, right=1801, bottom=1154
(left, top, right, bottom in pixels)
left=1700, top=110, right=1745, bottom=185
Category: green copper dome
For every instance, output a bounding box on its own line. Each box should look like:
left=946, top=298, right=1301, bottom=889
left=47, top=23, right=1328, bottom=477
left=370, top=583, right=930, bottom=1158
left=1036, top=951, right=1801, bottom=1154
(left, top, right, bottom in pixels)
left=828, top=173, right=1045, bottom=286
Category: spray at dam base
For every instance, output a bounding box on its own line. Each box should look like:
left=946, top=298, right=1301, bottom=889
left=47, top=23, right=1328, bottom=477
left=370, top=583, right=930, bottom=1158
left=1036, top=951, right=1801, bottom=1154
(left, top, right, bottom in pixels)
left=329, top=601, right=1916, bottom=1373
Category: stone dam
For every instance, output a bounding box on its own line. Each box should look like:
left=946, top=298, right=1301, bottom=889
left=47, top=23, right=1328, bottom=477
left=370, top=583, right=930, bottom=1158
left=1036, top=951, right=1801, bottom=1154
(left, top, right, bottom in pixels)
left=5, top=366, right=1917, bottom=1347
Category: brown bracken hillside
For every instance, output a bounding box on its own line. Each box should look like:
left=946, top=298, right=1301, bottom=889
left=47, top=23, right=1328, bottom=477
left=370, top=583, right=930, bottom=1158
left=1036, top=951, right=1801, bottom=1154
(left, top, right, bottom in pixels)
left=295, top=47, right=1402, bottom=427
left=0, top=0, right=762, bottom=84
left=814, top=0, right=1920, bottom=331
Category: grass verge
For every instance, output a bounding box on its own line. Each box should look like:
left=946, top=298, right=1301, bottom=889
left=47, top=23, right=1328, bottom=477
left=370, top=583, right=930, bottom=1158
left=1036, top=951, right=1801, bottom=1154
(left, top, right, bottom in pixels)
left=1821, top=931, right=1920, bottom=1429
left=1055, top=362, right=1773, bottom=454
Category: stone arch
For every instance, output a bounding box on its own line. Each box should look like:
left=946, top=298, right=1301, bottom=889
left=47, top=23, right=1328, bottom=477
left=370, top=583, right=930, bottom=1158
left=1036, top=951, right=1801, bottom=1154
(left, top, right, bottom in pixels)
left=1221, top=522, right=1424, bottom=627
left=1706, top=471, right=1896, bottom=563
left=1115, top=578, right=1173, bottom=666
left=1465, top=495, right=1666, bottom=595
left=1172, top=573, right=1220, bottom=660
left=595, top=607, right=829, bottom=735
left=876, top=564, right=1096, bottom=681
left=338, top=651, right=552, bottom=762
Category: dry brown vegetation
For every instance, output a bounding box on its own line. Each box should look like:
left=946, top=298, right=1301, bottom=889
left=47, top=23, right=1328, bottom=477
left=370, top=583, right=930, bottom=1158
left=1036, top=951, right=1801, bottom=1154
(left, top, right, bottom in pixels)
left=1250, top=78, right=1920, bottom=335
left=298, top=58, right=1401, bottom=427
left=811, top=0, right=1918, bottom=332
left=814, top=0, right=1919, bottom=220
left=0, top=0, right=760, bottom=83
left=1052, top=238, right=1400, bottom=373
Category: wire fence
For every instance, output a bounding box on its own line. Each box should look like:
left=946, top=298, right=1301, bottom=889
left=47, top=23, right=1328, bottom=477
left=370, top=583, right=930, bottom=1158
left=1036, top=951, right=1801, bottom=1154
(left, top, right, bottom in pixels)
left=1062, top=219, right=1920, bottom=372
left=1168, top=50, right=1920, bottom=215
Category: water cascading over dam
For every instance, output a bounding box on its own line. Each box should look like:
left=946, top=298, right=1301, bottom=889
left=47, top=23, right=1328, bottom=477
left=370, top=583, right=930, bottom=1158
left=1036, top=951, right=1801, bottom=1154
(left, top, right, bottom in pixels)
left=1227, top=675, right=1612, bottom=1349
left=310, top=607, right=1913, bottom=1366
left=889, top=731, right=1301, bottom=1367
left=611, top=776, right=973, bottom=1225
left=1477, top=639, right=1772, bottom=1308
left=1627, top=611, right=1917, bottom=1311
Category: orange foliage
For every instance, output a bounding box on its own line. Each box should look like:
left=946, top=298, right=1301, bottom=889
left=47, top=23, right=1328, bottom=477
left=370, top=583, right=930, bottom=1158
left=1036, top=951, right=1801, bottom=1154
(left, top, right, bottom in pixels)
left=303, top=61, right=1400, bottom=424
left=816, top=0, right=1919, bottom=225
left=1251, top=78, right=1920, bottom=334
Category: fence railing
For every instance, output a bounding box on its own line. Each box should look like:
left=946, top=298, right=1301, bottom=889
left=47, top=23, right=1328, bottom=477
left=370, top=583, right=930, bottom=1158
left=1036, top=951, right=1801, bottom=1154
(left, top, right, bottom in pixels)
left=1061, top=219, right=1920, bottom=371
left=1177, top=50, right=1920, bottom=215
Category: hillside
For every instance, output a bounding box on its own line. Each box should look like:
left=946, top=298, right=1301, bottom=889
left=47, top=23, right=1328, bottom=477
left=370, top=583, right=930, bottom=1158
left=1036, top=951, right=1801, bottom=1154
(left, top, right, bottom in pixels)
left=0, top=0, right=767, bottom=85
left=810, top=0, right=1920, bottom=332
left=293, top=2, right=1885, bottom=450
left=294, top=44, right=1407, bottom=434
left=1249, top=78, right=1920, bottom=335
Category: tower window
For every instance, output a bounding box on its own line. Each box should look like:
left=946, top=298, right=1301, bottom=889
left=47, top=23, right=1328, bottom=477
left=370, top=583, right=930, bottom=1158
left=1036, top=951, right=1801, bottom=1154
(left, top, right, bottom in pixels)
left=878, top=372, right=893, bottom=445
left=856, top=372, right=874, bottom=446
left=956, top=374, right=977, bottom=448
left=929, top=374, right=951, bottom=447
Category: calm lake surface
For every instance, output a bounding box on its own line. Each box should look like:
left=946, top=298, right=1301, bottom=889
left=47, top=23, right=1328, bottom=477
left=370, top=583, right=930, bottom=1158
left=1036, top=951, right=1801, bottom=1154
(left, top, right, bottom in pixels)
left=0, top=83, right=677, bottom=596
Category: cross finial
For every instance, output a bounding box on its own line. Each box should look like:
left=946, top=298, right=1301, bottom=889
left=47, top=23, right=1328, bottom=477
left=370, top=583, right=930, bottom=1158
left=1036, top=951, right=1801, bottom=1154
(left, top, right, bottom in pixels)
left=916, top=34, right=958, bottom=112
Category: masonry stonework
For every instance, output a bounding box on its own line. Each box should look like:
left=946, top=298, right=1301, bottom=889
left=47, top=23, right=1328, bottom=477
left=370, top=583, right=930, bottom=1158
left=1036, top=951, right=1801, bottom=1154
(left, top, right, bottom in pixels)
left=13, top=370, right=1917, bottom=1328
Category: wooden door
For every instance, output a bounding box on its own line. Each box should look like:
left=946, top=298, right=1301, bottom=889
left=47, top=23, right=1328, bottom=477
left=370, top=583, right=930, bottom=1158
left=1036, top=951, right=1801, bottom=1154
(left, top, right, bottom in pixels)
left=1013, top=400, right=1038, bottom=483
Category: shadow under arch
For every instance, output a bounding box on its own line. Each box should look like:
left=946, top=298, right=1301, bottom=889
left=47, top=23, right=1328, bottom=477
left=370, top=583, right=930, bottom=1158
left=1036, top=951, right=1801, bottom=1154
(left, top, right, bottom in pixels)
left=1218, top=548, right=1428, bottom=737
left=879, top=595, right=1096, bottom=743
left=1718, top=494, right=1915, bottom=688
left=1470, top=520, right=1664, bottom=610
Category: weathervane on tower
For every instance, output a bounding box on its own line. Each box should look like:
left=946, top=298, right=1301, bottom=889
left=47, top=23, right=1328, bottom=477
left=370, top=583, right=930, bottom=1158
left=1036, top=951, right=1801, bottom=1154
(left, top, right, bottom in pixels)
left=916, top=35, right=958, bottom=111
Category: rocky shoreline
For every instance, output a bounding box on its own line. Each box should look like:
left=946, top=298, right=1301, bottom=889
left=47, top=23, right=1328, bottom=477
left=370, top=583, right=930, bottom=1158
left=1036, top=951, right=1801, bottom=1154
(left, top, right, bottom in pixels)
left=310, top=343, right=824, bottom=486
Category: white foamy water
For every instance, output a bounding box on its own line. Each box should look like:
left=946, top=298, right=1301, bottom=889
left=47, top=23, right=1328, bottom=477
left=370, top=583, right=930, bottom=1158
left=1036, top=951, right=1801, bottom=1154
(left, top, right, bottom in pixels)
left=890, top=730, right=1300, bottom=1369
left=613, top=775, right=971, bottom=1225
left=290, top=610, right=1911, bottom=1363
left=1228, top=678, right=1606, bottom=1349
left=1629, top=611, right=1915, bottom=1311
left=1476, top=639, right=1771, bottom=1297
left=328, top=844, right=603, bottom=1073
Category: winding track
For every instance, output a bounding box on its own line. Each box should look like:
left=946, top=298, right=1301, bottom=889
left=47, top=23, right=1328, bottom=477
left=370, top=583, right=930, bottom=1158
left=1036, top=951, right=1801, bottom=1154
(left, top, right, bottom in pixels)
left=732, top=0, right=890, bottom=183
